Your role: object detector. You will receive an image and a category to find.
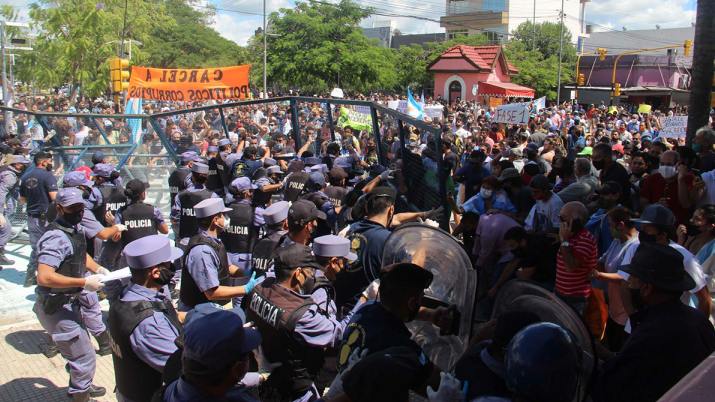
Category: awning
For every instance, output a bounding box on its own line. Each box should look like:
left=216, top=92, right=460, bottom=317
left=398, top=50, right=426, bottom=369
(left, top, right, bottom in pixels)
left=477, top=81, right=535, bottom=98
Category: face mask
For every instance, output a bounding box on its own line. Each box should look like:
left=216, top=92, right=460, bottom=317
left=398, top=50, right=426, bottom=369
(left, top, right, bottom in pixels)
left=407, top=299, right=420, bottom=322
left=592, top=159, right=605, bottom=170
left=45, top=163, right=54, bottom=171
left=480, top=188, right=493, bottom=199
left=63, top=210, right=84, bottom=225
left=638, top=231, right=658, bottom=244
left=658, top=165, right=676, bottom=179
left=156, top=264, right=175, bottom=286
left=692, top=143, right=702, bottom=153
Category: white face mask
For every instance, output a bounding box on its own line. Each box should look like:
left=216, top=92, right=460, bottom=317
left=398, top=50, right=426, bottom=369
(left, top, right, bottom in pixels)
left=480, top=188, right=493, bottom=199
left=658, top=165, right=677, bottom=179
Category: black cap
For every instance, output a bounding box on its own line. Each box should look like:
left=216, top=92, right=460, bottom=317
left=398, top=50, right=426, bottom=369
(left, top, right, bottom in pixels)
left=342, top=346, right=432, bottom=402
left=631, top=204, right=675, bottom=227
left=288, top=199, right=327, bottom=226
left=369, top=186, right=396, bottom=202
left=274, top=244, right=322, bottom=274
left=622, top=242, right=695, bottom=292
left=124, top=179, right=148, bottom=198
left=380, top=262, right=433, bottom=290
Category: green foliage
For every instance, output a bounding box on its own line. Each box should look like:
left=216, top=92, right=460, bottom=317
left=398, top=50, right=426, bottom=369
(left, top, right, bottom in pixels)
left=504, top=21, right=576, bottom=100
left=256, top=0, right=398, bottom=94
left=9, top=0, right=246, bottom=98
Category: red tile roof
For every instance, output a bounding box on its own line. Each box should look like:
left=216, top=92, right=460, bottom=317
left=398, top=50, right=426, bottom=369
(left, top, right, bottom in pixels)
left=429, top=45, right=518, bottom=74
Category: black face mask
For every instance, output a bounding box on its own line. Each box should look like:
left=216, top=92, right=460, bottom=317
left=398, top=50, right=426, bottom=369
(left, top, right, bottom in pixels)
left=156, top=264, right=175, bottom=286
left=45, top=163, right=54, bottom=171
left=592, top=159, right=605, bottom=170
left=62, top=210, right=84, bottom=226
left=638, top=231, right=658, bottom=244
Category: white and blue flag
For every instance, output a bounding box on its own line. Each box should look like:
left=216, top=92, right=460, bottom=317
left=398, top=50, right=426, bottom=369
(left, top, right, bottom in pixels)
left=407, top=87, right=424, bottom=119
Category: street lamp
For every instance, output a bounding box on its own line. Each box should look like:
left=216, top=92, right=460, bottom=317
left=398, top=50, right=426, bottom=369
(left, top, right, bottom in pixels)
left=1, top=20, right=31, bottom=132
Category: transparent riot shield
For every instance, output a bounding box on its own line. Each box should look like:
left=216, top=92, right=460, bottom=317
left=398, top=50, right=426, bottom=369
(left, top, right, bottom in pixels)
left=381, top=222, right=476, bottom=371
left=493, top=280, right=596, bottom=402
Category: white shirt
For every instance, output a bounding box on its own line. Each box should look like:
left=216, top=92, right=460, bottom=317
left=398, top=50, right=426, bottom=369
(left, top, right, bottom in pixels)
left=524, top=193, right=563, bottom=233
left=700, top=169, right=715, bottom=205
left=618, top=240, right=707, bottom=294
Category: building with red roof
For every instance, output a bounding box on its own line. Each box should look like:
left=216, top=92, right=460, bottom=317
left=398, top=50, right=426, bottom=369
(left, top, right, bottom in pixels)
left=429, top=44, right=534, bottom=104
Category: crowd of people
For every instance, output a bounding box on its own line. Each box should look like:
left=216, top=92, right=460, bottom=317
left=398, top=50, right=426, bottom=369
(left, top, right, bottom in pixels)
left=1, top=91, right=715, bottom=402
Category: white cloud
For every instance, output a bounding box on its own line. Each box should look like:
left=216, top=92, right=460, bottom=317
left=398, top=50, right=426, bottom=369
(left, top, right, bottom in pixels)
left=587, top=0, right=695, bottom=31
left=209, top=0, right=293, bottom=45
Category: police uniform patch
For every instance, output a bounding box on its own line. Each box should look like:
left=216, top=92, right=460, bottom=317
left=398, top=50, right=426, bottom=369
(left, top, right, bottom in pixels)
left=338, top=323, right=366, bottom=370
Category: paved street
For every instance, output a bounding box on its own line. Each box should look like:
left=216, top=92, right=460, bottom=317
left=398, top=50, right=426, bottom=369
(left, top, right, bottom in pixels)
left=0, top=238, right=117, bottom=402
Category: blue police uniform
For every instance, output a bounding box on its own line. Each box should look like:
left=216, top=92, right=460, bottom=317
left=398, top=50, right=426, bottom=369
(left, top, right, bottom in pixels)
left=162, top=308, right=261, bottom=402
left=0, top=156, right=30, bottom=258
left=19, top=162, right=58, bottom=278
left=33, top=188, right=100, bottom=398
left=110, top=235, right=183, bottom=402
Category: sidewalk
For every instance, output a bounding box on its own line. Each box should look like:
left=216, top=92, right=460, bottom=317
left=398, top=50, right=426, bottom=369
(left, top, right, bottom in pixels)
left=0, top=238, right=117, bottom=402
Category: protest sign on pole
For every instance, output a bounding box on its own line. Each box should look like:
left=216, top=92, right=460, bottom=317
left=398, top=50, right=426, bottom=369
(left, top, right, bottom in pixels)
left=128, top=65, right=251, bottom=101
left=659, top=116, right=688, bottom=138
left=493, top=102, right=530, bottom=124
left=637, top=104, right=652, bottom=114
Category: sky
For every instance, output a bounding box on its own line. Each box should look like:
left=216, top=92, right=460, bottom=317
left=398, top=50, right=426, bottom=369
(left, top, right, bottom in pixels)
left=4, top=0, right=699, bottom=46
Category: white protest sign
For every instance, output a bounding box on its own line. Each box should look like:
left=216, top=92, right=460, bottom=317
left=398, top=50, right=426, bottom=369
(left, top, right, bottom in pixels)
left=424, top=105, right=444, bottom=119
left=659, top=116, right=687, bottom=138
left=493, top=102, right=530, bottom=124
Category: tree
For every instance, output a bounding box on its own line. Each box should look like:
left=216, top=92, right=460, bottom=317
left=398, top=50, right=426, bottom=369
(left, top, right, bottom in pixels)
left=11, top=0, right=247, bottom=98
left=504, top=21, right=577, bottom=100
left=256, top=0, right=398, bottom=94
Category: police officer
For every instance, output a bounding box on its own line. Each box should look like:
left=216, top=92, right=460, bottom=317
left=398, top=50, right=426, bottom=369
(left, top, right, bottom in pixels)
left=19, top=151, right=58, bottom=285
left=301, top=172, right=335, bottom=237
left=33, top=188, right=109, bottom=401
left=116, top=179, right=169, bottom=246
left=60, top=172, right=125, bottom=356
left=250, top=201, right=290, bottom=277
left=88, top=163, right=127, bottom=227
left=252, top=165, right=284, bottom=211
left=283, top=164, right=310, bottom=202
left=324, top=167, right=349, bottom=210
left=179, top=198, right=258, bottom=311
left=245, top=244, right=361, bottom=401
left=311, top=235, right=357, bottom=318
left=281, top=200, right=326, bottom=248
left=109, top=235, right=183, bottom=402
left=207, top=139, right=231, bottom=196
left=171, top=162, right=217, bottom=246
left=0, top=154, right=31, bottom=265
left=221, top=177, right=260, bottom=305
left=336, top=186, right=441, bottom=310
left=168, top=151, right=199, bottom=207
left=162, top=308, right=262, bottom=401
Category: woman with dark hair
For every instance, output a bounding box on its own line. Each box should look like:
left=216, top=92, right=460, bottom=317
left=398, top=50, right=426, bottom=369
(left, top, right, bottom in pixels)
left=677, top=205, right=715, bottom=256
left=462, top=175, right=516, bottom=215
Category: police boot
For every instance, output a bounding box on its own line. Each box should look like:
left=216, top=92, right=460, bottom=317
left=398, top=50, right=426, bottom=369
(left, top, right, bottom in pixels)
left=67, top=384, right=106, bottom=400
left=0, top=249, right=14, bottom=266
left=94, top=331, right=112, bottom=356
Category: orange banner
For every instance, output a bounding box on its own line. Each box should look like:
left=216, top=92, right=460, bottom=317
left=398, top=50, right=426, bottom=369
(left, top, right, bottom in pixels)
left=128, top=65, right=251, bottom=101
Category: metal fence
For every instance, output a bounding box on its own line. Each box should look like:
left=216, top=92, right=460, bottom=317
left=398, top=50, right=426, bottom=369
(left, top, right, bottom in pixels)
left=1, top=96, right=449, bottom=228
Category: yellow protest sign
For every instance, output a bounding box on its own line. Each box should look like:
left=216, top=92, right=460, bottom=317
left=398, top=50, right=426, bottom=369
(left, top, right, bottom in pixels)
left=638, top=104, right=652, bottom=114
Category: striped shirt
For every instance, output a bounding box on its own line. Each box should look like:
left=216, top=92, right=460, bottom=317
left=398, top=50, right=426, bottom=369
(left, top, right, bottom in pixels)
left=556, top=229, right=597, bottom=297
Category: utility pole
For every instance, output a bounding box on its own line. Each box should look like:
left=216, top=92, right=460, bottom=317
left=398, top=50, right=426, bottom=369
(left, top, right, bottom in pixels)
left=686, top=0, right=715, bottom=144
left=556, top=0, right=565, bottom=106
left=263, top=0, right=267, bottom=99
left=1, top=20, right=10, bottom=133
left=532, top=0, right=536, bottom=50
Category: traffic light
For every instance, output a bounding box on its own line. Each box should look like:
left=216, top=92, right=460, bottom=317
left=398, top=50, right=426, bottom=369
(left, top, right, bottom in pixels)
left=613, top=82, right=621, bottom=97
left=683, top=40, right=692, bottom=57
left=597, top=47, right=607, bottom=61
left=109, top=57, right=130, bottom=93
left=577, top=73, right=585, bottom=86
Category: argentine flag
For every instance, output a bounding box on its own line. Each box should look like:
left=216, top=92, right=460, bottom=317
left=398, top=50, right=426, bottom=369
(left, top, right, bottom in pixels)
left=407, top=87, right=424, bottom=119
left=124, top=98, right=143, bottom=144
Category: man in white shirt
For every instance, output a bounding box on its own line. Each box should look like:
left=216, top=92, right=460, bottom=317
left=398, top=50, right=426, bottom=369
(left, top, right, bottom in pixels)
left=524, top=174, right=563, bottom=234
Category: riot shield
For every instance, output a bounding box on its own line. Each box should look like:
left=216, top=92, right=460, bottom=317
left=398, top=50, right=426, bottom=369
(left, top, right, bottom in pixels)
left=381, top=222, right=476, bottom=371
left=493, top=280, right=596, bottom=402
